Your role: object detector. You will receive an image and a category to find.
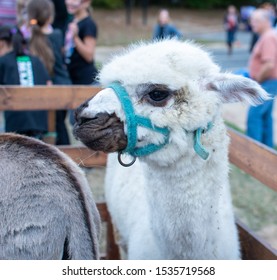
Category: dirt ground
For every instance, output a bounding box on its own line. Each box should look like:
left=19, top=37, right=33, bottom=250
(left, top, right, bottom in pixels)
left=93, top=7, right=224, bottom=46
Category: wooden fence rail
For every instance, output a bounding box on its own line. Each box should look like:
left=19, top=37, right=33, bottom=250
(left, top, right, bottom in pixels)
left=229, top=128, right=277, bottom=192
left=0, top=86, right=100, bottom=110
left=1, top=86, right=277, bottom=259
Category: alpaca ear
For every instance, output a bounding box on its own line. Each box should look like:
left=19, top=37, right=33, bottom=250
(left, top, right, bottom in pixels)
left=205, top=73, right=270, bottom=105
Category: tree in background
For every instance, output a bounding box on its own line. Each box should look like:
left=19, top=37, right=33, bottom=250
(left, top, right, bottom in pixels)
left=92, top=0, right=276, bottom=10
left=93, top=0, right=124, bottom=9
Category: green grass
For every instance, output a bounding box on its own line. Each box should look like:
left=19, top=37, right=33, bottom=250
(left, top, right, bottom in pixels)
left=230, top=165, right=277, bottom=231
left=224, top=121, right=277, bottom=246
left=194, top=39, right=224, bottom=45
left=225, top=120, right=245, bottom=134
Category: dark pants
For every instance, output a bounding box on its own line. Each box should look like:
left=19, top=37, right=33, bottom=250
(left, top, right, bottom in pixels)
left=56, top=110, right=70, bottom=145
left=247, top=80, right=277, bottom=148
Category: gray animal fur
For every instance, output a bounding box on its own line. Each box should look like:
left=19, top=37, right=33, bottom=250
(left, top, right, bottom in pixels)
left=0, top=133, right=100, bottom=260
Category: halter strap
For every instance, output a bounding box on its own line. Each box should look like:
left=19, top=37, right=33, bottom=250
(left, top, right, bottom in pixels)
left=108, top=82, right=213, bottom=166
left=194, top=122, right=213, bottom=160
left=108, top=82, right=170, bottom=159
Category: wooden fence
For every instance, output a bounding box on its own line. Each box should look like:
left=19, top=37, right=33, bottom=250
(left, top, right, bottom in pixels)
left=0, top=85, right=277, bottom=260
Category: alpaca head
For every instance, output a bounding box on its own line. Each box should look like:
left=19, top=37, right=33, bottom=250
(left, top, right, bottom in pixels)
left=74, top=40, right=268, bottom=166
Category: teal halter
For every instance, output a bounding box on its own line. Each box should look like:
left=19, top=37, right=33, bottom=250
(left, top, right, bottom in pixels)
left=193, top=122, right=213, bottom=160
left=109, top=82, right=170, bottom=166
left=108, top=82, right=213, bottom=167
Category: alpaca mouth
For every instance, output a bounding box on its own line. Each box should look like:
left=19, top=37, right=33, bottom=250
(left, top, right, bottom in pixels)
left=73, top=113, right=127, bottom=153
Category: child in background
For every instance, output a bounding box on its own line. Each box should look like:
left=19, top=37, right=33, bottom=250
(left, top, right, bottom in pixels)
left=27, top=0, right=72, bottom=145
left=152, top=9, right=182, bottom=40
left=64, top=0, right=98, bottom=85
left=223, top=5, right=239, bottom=55
left=0, top=25, right=50, bottom=139
left=0, top=26, right=14, bottom=56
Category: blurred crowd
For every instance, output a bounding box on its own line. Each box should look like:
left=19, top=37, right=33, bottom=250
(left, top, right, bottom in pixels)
left=1, top=1, right=277, bottom=149
left=223, top=2, right=277, bottom=54
left=223, top=3, right=277, bottom=148
left=0, top=0, right=98, bottom=145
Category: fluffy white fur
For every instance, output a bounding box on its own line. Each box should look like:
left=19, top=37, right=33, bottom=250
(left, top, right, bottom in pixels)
left=79, top=40, right=268, bottom=259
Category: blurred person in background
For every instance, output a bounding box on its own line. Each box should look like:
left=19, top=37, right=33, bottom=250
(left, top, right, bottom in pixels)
left=27, top=0, right=72, bottom=145
left=64, top=0, right=98, bottom=85
left=51, top=0, right=69, bottom=39
left=223, top=5, right=239, bottom=55
left=0, top=25, right=50, bottom=139
left=261, top=2, right=276, bottom=26
left=153, top=9, right=182, bottom=40
left=250, top=3, right=276, bottom=52
left=0, top=0, right=21, bottom=134
left=247, top=9, right=277, bottom=148
left=0, top=0, right=17, bottom=27
left=240, top=5, right=255, bottom=31
left=16, top=0, right=32, bottom=40
left=64, top=0, right=98, bottom=124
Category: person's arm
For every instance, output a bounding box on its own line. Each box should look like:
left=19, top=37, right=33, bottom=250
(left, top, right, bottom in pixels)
left=69, top=21, right=96, bottom=63
left=255, top=60, right=275, bottom=83
left=73, top=35, right=96, bottom=62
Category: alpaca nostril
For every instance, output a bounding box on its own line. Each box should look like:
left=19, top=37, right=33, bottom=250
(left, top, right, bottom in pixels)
left=77, top=116, right=98, bottom=126
left=75, top=112, right=114, bottom=128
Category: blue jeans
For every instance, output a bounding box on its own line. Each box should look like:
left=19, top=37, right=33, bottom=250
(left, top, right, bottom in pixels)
left=247, top=80, right=277, bottom=147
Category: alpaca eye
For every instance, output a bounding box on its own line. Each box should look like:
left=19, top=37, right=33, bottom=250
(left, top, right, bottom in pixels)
left=148, top=90, right=169, bottom=101
left=137, top=84, right=172, bottom=107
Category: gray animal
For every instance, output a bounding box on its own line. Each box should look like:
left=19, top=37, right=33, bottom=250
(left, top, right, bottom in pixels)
left=0, top=133, right=100, bottom=259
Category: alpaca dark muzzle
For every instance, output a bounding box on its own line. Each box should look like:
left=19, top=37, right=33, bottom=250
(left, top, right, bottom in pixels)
left=73, top=112, right=127, bottom=153
left=74, top=99, right=90, bottom=124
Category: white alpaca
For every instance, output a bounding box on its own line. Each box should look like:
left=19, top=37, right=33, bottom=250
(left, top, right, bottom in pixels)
left=74, top=40, right=268, bottom=259
left=0, top=133, right=100, bottom=259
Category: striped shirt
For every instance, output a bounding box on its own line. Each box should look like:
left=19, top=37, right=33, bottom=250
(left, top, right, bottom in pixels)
left=0, top=0, right=17, bottom=26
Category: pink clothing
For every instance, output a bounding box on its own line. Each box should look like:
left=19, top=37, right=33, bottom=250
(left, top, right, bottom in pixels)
left=249, top=29, right=277, bottom=80
left=226, top=14, right=237, bottom=30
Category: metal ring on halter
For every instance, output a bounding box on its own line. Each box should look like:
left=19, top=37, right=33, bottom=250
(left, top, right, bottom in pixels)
left=118, top=151, right=136, bottom=167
